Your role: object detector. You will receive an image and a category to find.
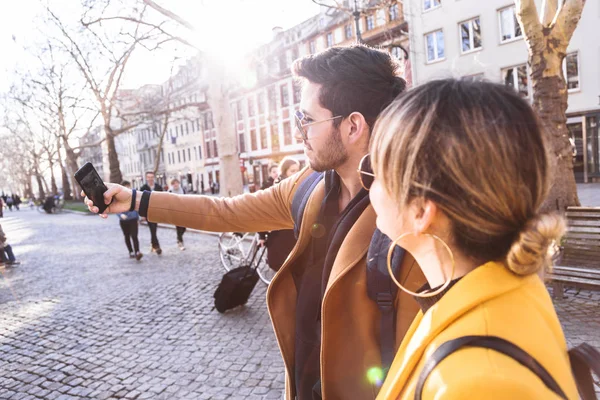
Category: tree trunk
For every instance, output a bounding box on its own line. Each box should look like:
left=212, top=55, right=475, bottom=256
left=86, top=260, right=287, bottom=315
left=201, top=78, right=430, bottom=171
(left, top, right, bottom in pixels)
left=49, top=159, right=58, bottom=195
left=527, top=25, right=580, bottom=211
left=105, top=128, right=123, bottom=183
left=35, top=167, right=46, bottom=200
left=56, top=138, right=72, bottom=200
left=206, top=59, right=243, bottom=197
left=63, top=139, right=82, bottom=199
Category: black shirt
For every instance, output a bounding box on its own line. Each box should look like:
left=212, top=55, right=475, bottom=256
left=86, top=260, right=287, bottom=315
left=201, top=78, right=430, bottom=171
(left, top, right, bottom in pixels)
left=292, top=171, right=370, bottom=400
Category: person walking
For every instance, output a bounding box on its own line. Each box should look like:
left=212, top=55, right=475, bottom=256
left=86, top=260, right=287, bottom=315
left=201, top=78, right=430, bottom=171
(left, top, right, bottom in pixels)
left=83, top=45, right=424, bottom=400
left=366, top=79, right=579, bottom=399
left=13, top=194, right=21, bottom=211
left=6, top=195, right=13, bottom=211
left=118, top=181, right=143, bottom=261
left=168, top=178, right=187, bottom=250
left=258, top=157, right=300, bottom=272
left=140, top=171, right=163, bottom=255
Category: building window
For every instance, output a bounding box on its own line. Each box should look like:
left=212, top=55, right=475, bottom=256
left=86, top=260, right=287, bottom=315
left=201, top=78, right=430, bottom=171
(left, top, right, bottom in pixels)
left=345, top=24, right=353, bottom=39
left=198, top=146, right=202, bottom=159
left=204, top=112, right=214, bottom=130
left=425, top=30, right=445, bottom=63
left=326, top=32, right=334, bottom=47
left=271, top=124, right=279, bottom=149
left=236, top=100, right=244, bottom=121
left=391, top=46, right=405, bottom=60
left=177, top=151, right=181, bottom=163
left=185, top=122, right=189, bottom=135
left=248, top=97, right=255, bottom=117
left=260, top=127, right=268, bottom=149
left=293, top=83, right=301, bottom=104
left=502, top=64, right=529, bottom=98
left=193, top=146, right=197, bottom=160
left=499, top=6, right=522, bottom=43
left=279, top=55, right=287, bottom=72
left=268, top=87, right=277, bottom=114
left=250, top=129, right=257, bottom=151
left=175, top=126, right=179, bottom=137
left=258, top=93, right=266, bottom=114
left=182, top=150, right=186, bottom=163
left=389, top=3, right=400, bottom=21
left=291, top=47, right=299, bottom=63
left=213, top=140, right=218, bottom=157
left=196, top=119, right=201, bottom=132
left=309, top=40, right=316, bottom=54
left=564, top=52, right=580, bottom=91
left=280, top=84, right=289, bottom=107
left=188, top=148, right=191, bottom=161
left=459, top=17, right=482, bottom=53
left=424, top=0, right=441, bottom=11
left=239, top=132, right=246, bottom=153
left=283, top=121, right=292, bottom=146
left=365, top=15, right=375, bottom=31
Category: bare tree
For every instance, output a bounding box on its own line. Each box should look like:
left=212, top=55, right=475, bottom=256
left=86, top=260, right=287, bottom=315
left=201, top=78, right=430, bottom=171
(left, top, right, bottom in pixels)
left=515, top=0, right=586, bottom=210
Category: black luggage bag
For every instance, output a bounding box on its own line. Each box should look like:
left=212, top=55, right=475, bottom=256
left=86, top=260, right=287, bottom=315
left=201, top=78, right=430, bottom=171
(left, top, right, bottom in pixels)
left=213, top=245, right=266, bottom=313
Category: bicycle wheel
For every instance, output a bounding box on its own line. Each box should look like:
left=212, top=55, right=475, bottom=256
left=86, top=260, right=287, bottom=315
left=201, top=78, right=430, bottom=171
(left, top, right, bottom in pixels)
left=218, top=232, right=249, bottom=271
left=255, top=254, right=276, bottom=285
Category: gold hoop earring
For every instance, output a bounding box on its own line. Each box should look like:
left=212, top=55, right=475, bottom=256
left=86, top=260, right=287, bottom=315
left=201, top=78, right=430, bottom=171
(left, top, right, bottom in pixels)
left=386, top=232, right=456, bottom=298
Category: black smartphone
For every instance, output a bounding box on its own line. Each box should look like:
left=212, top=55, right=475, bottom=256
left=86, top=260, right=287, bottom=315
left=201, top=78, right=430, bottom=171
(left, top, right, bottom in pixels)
left=74, top=162, right=111, bottom=214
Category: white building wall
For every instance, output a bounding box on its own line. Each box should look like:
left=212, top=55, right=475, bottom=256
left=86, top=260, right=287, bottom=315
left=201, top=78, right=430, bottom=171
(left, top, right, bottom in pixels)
left=405, top=0, right=599, bottom=115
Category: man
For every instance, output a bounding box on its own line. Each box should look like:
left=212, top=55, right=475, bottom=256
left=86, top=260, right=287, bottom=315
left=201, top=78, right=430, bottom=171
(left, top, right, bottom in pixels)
left=85, top=45, right=424, bottom=400
left=168, top=178, right=187, bottom=250
left=0, top=224, right=21, bottom=267
left=140, top=171, right=163, bottom=255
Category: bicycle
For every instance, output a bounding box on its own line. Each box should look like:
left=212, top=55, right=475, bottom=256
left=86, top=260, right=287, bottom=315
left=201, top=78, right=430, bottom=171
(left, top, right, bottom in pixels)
left=218, top=232, right=276, bottom=285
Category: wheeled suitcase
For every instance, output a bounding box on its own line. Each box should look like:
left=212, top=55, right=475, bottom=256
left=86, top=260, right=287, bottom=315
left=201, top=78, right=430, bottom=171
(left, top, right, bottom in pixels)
left=213, top=246, right=266, bottom=313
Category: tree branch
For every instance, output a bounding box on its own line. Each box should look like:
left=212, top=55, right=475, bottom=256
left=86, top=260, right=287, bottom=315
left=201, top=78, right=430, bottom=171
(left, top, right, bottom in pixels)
left=515, top=0, right=544, bottom=49
left=554, top=0, right=586, bottom=44
left=541, top=0, right=560, bottom=26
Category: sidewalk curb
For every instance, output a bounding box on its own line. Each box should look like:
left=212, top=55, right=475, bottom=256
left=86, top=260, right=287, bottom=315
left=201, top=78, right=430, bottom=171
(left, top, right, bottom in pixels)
left=62, top=209, right=94, bottom=216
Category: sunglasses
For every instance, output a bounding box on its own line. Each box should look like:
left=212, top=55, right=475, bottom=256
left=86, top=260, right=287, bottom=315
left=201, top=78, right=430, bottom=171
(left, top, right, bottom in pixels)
left=357, top=154, right=375, bottom=191
left=294, top=110, right=343, bottom=141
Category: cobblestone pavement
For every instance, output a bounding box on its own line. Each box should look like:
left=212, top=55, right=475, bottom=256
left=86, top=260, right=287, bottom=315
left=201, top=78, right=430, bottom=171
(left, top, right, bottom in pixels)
left=1, top=209, right=599, bottom=399
left=0, top=210, right=283, bottom=399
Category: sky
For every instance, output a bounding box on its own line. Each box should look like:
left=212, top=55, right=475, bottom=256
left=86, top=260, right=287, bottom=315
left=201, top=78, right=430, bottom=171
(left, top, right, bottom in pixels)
left=0, top=0, right=321, bottom=91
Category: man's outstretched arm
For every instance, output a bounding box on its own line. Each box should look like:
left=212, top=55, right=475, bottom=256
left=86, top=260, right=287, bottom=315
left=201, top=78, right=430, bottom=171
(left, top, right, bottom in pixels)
left=84, top=168, right=312, bottom=233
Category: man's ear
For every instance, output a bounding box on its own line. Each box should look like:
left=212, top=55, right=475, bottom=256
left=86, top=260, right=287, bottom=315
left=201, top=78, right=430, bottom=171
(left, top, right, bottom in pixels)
left=346, top=112, right=369, bottom=145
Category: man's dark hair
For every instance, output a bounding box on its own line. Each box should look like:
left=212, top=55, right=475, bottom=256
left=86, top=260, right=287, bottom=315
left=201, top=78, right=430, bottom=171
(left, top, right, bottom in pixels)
left=145, top=171, right=155, bottom=177
left=121, top=180, right=131, bottom=186
left=292, top=44, right=406, bottom=129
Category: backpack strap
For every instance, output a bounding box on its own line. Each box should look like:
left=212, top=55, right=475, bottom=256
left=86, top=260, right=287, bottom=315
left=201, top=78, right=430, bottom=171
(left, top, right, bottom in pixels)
left=568, top=343, right=600, bottom=400
left=415, top=335, right=568, bottom=400
left=291, top=171, right=324, bottom=239
left=366, top=229, right=405, bottom=372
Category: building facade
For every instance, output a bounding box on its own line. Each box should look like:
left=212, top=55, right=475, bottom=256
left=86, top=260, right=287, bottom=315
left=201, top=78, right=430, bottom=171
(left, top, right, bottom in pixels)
left=404, top=0, right=600, bottom=182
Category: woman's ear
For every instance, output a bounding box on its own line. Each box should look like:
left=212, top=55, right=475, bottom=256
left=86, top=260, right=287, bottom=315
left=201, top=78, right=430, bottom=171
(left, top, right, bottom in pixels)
left=411, top=199, right=438, bottom=234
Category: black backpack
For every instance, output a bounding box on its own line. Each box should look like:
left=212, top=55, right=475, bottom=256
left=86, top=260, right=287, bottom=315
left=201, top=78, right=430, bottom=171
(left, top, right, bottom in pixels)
left=213, top=245, right=267, bottom=313
left=291, top=172, right=403, bottom=375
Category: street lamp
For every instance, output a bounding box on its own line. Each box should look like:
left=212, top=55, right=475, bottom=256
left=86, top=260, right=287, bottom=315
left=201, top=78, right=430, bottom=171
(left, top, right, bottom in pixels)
left=353, top=0, right=363, bottom=44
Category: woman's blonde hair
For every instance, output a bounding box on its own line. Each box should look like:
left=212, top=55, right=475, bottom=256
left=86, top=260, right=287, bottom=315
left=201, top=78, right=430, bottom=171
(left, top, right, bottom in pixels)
left=371, top=79, right=565, bottom=275
left=279, top=157, right=300, bottom=178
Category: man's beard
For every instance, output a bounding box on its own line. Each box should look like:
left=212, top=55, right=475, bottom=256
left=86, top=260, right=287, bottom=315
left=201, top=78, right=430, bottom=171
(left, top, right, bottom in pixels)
left=308, top=127, right=348, bottom=172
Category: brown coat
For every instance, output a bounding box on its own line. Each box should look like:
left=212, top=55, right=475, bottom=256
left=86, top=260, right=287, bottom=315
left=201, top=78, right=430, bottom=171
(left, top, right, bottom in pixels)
left=147, top=167, right=425, bottom=399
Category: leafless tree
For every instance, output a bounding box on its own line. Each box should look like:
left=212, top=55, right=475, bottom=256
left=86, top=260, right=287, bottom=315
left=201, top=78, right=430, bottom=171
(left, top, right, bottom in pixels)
left=515, top=0, right=586, bottom=210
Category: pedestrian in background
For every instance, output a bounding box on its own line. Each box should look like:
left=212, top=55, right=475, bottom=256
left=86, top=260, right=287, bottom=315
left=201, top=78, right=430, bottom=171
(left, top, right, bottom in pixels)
left=118, top=181, right=143, bottom=261
left=369, top=79, right=579, bottom=399
left=0, top=224, right=21, bottom=267
left=140, top=171, right=163, bottom=255
left=258, top=157, right=301, bottom=272
left=6, top=196, right=13, bottom=211
left=168, top=178, right=187, bottom=251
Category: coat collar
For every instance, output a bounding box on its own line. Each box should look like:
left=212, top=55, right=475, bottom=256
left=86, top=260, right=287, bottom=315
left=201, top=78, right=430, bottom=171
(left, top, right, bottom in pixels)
left=379, top=262, right=537, bottom=397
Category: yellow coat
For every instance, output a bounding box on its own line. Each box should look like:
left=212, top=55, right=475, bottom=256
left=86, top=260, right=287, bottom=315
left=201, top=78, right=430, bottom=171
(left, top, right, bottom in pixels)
left=377, top=262, right=579, bottom=400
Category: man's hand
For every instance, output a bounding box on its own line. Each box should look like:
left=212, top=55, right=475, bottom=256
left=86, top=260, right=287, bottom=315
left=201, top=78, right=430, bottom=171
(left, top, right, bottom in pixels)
left=82, top=183, right=132, bottom=218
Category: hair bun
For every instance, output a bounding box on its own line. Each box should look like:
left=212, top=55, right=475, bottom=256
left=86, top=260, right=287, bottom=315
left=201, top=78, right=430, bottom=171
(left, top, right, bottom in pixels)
left=506, top=214, right=566, bottom=275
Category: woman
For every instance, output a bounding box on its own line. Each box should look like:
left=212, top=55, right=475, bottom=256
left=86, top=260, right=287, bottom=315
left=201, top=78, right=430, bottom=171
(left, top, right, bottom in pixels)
left=362, top=79, right=578, bottom=399
left=259, top=157, right=300, bottom=271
